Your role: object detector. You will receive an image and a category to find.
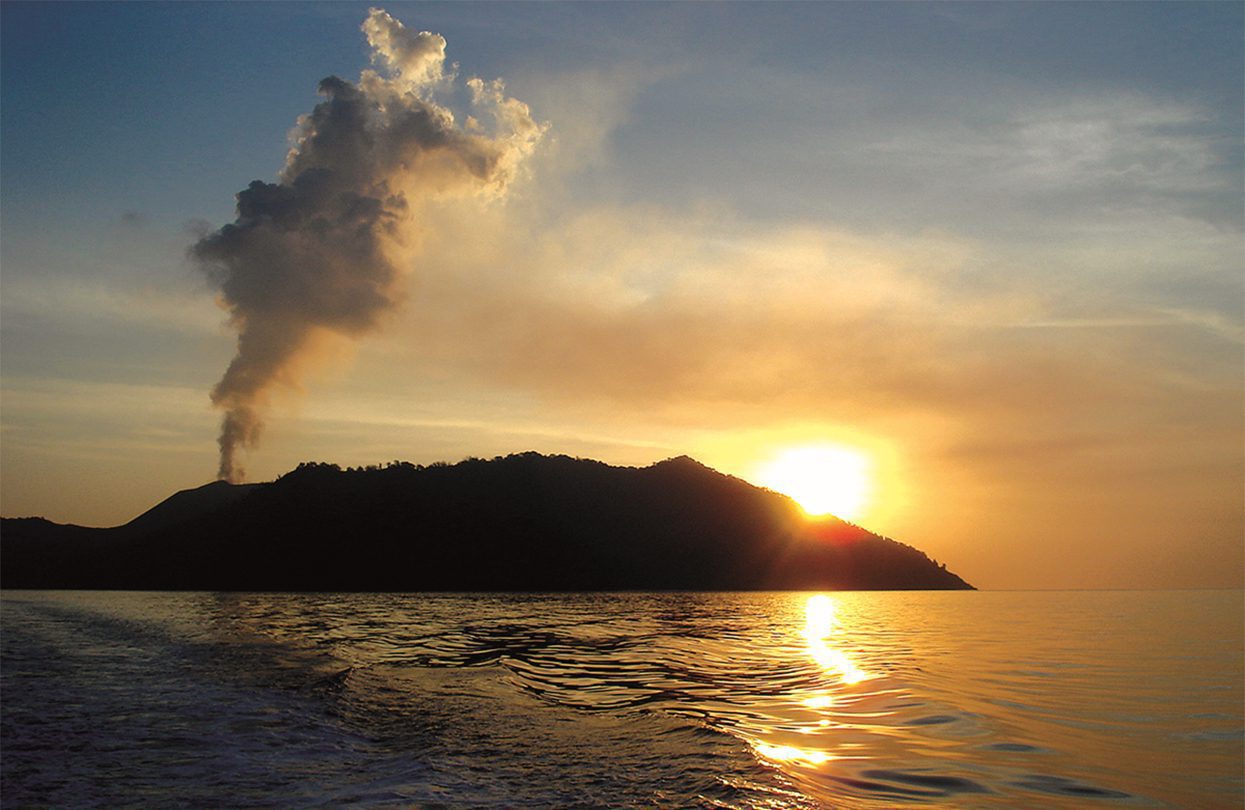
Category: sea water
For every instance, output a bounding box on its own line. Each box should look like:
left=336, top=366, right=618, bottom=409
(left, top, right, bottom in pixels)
left=2, top=590, right=1241, bottom=808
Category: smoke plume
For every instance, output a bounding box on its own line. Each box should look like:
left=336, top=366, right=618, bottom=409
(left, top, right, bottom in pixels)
left=193, top=9, right=545, bottom=482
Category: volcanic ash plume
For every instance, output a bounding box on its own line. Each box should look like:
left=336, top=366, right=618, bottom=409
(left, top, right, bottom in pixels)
left=192, top=9, right=545, bottom=482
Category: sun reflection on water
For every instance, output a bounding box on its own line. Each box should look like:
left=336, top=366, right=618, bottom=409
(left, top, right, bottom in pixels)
left=753, top=742, right=835, bottom=766
left=803, top=594, right=870, bottom=685
left=747, top=595, right=879, bottom=775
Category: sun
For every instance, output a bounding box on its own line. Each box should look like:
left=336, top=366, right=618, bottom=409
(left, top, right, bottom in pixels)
left=753, top=445, right=872, bottom=520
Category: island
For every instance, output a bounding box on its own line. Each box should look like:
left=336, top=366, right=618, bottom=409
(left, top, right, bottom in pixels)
left=0, top=453, right=973, bottom=591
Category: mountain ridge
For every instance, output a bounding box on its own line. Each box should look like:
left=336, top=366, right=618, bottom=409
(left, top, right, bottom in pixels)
left=0, top=453, right=973, bottom=591
left=118, top=480, right=263, bottom=537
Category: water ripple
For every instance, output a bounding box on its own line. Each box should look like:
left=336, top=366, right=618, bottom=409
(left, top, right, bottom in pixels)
left=3, top=590, right=1242, bottom=808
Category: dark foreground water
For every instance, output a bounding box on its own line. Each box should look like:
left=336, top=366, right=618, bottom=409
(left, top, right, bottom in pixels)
left=1, top=590, right=1241, bottom=808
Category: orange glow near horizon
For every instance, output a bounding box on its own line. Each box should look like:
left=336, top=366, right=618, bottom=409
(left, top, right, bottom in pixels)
left=753, top=444, right=873, bottom=521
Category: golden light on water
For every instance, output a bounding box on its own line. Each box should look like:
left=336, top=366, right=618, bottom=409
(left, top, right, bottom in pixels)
left=804, top=595, right=870, bottom=685
left=805, top=593, right=840, bottom=632
left=753, top=742, right=835, bottom=766
left=753, top=444, right=872, bottom=520
left=749, top=595, right=872, bottom=773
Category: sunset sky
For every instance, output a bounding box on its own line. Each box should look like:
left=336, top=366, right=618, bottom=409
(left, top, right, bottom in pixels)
left=2, top=2, right=1241, bottom=590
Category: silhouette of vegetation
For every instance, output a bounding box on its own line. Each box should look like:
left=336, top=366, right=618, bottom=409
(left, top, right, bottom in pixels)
left=0, top=454, right=973, bottom=591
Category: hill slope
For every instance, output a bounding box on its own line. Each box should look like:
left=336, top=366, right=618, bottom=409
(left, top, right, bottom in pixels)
left=0, top=453, right=972, bottom=591
left=118, top=480, right=262, bottom=537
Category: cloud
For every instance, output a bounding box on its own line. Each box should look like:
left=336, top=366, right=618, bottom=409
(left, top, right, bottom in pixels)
left=859, top=95, right=1238, bottom=227
left=192, top=8, right=546, bottom=482
left=2, top=275, right=222, bottom=336
left=365, top=195, right=1239, bottom=517
left=378, top=201, right=1096, bottom=423
left=388, top=199, right=1236, bottom=589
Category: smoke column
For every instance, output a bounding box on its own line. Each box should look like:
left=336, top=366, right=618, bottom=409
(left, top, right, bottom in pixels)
left=193, top=9, right=545, bottom=482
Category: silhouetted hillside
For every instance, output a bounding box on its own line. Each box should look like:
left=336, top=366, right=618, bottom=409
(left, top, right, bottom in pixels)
left=119, top=480, right=262, bottom=537
left=1, top=454, right=972, bottom=591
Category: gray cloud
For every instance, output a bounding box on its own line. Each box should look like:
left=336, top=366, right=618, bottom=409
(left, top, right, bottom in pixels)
left=192, top=9, right=544, bottom=481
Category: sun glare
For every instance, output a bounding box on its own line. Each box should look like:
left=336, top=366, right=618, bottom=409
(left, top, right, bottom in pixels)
left=753, top=742, right=834, bottom=766
left=754, top=445, right=872, bottom=520
left=803, top=594, right=870, bottom=684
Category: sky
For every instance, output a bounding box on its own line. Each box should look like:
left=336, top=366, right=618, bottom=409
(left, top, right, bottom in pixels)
left=1, top=2, right=1241, bottom=590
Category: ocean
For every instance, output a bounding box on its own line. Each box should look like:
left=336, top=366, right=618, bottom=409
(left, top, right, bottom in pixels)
left=1, top=590, right=1241, bottom=808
